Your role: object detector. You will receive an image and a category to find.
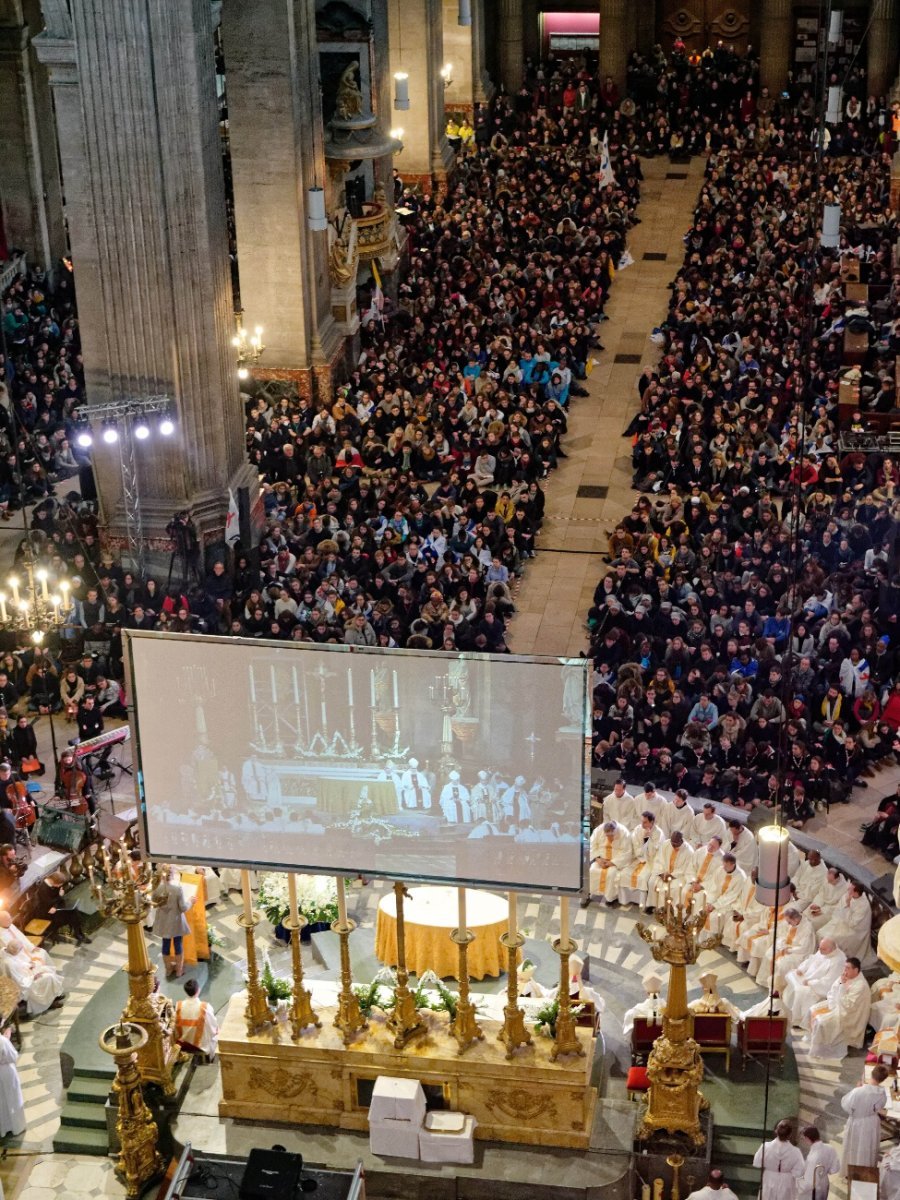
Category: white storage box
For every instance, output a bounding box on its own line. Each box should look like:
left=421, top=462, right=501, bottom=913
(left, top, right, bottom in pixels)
left=368, top=1076, right=426, bottom=1159
left=418, top=1111, right=477, bottom=1164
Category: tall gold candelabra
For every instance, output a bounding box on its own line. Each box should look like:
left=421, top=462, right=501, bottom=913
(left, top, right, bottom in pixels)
left=88, top=844, right=177, bottom=1096
left=99, top=1021, right=164, bottom=1199
left=449, top=926, right=484, bottom=1054
left=239, top=910, right=275, bottom=1036
left=636, top=888, right=721, bottom=1146
left=497, top=931, right=532, bottom=1058
left=550, top=934, right=585, bottom=1061
left=386, top=882, right=426, bottom=1049
left=332, top=912, right=367, bottom=1045
left=281, top=913, right=320, bottom=1038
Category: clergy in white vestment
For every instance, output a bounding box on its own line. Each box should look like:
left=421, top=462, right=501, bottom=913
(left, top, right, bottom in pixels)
left=618, top=813, right=664, bottom=906
left=704, top=854, right=747, bottom=948
left=400, top=759, right=432, bottom=810
left=0, top=1029, right=24, bottom=1138
left=187, top=866, right=221, bottom=906
left=0, top=912, right=64, bottom=1015
left=803, top=868, right=845, bottom=931
left=439, top=772, right=472, bottom=823
left=660, top=789, right=696, bottom=839
left=818, top=882, right=872, bottom=963
left=469, top=771, right=494, bottom=822
left=589, top=821, right=633, bottom=901
left=690, top=836, right=724, bottom=896
left=870, top=970, right=900, bottom=1031
left=741, top=991, right=784, bottom=1020
left=691, top=803, right=727, bottom=848
left=726, top=819, right=758, bottom=873
left=622, top=970, right=665, bottom=1037
left=602, top=780, right=638, bottom=829
left=798, top=1126, right=840, bottom=1200
left=689, top=970, right=740, bottom=1020
left=782, top=939, right=846, bottom=1030
left=753, top=1121, right=805, bottom=1200
left=686, top=1169, right=738, bottom=1200
left=647, top=831, right=695, bottom=906
left=635, top=784, right=665, bottom=823
left=753, top=909, right=817, bottom=991
left=501, top=776, right=532, bottom=823
left=839, top=1065, right=889, bottom=1171
left=807, top=957, right=871, bottom=1058
left=174, top=978, right=219, bottom=1058
left=792, top=851, right=827, bottom=913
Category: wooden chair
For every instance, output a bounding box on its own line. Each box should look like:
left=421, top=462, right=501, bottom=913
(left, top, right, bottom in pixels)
left=574, top=1000, right=602, bottom=1036
left=738, top=1015, right=787, bottom=1069
left=631, top=1017, right=663, bottom=1061
left=24, top=918, right=51, bottom=947
left=691, top=1012, right=732, bottom=1072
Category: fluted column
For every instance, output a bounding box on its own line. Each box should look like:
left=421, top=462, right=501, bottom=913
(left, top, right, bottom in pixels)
left=221, top=0, right=340, bottom=376
left=868, top=0, right=899, bottom=99
left=0, top=0, right=65, bottom=269
left=389, top=0, right=453, bottom=186
left=498, top=0, right=523, bottom=95
left=37, top=0, right=255, bottom=549
left=599, top=0, right=628, bottom=91
left=759, top=0, right=793, bottom=95
left=442, top=0, right=494, bottom=112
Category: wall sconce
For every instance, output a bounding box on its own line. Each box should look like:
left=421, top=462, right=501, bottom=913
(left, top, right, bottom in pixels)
left=307, top=185, right=328, bottom=232
left=394, top=71, right=409, bottom=110
left=440, top=63, right=453, bottom=88
left=458, top=0, right=471, bottom=25
left=233, top=311, right=265, bottom=381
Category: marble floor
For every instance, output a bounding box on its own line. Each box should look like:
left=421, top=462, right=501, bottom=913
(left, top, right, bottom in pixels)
left=0, top=152, right=896, bottom=1195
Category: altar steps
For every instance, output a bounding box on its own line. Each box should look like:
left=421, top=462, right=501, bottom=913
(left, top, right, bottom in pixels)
left=711, top=1131, right=762, bottom=1198
left=53, top=1067, right=113, bottom=1156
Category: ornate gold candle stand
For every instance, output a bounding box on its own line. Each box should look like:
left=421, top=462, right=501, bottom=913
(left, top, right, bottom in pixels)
left=497, top=931, right=532, bottom=1058
left=239, top=910, right=275, bottom=1036
left=332, top=913, right=367, bottom=1045
left=99, top=1021, right=164, bottom=1199
left=636, top=895, right=722, bottom=1146
left=550, top=935, right=586, bottom=1061
left=386, top=882, right=426, bottom=1049
left=449, top=926, right=484, bottom=1054
left=89, top=845, right=176, bottom=1096
left=281, top=913, right=320, bottom=1038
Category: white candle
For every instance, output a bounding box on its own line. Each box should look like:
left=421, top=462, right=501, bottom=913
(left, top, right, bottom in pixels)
left=9, top=577, right=19, bottom=606
left=392, top=670, right=399, bottom=709
left=508, top=891, right=517, bottom=940
left=249, top=669, right=257, bottom=705
left=270, top=665, right=277, bottom=703
left=0, top=595, right=7, bottom=624
left=337, top=876, right=347, bottom=927
left=458, top=886, right=466, bottom=932
left=292, top=667, right=300, bottom=706
left=370, top=670, right=376, bottom=707
left=347, top=667, right=354, bottom=707
left=696, top=889, right=706, bottom=912
left=288, top=873, right=299, bottom=924
left=36, top=569, right=48, bottom=601
left=560, top=897, right=570, bottom=950
left=241, top=870, right=252, bottom=922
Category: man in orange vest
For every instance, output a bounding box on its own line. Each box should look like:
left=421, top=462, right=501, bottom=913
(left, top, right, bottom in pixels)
left=174, top=979, right=219, bottom=1060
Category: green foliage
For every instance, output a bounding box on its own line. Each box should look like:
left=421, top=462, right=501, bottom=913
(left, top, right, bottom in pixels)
left=261, top=960, right=291, bottom=1002
left=352, top=979, right=385, bottom=1016
left=534, top=997, right=560, bottom=1036
left=429, top=978, right=459, bottom=1020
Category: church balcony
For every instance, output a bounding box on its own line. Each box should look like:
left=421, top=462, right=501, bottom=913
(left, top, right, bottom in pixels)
left=356, top=202, right=394, bottom=262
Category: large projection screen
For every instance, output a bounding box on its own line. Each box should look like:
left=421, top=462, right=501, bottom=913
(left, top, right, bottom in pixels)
left=125, top=632, right=589, bottom=893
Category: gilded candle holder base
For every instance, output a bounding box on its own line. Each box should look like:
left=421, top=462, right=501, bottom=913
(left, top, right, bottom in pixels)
left=238, top=912, right=275, bottom=1036
left=497, top=931, right=532, bottom=1059
left=449, top=928, right=484, bottom=1055
left=99, top=1022, right=164, bottom=1200
left=331, top=918, right=368, bottom=1045
left=549, top=936, right=585, bottom=1061
left=281, top=914, right=321, bottom=1037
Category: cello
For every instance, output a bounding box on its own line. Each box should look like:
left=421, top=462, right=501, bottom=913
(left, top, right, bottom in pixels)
left=58, top=751, right=89, bottom=817
left=3, top=776, right=35, bottom=832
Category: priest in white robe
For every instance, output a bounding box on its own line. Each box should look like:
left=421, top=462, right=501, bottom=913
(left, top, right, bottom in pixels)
left=691, top=803, right=727, bottom=849
left=806, top=957, right=871, bottom=1058
left=0, top=912, right=64, bottom=1015
left=174, top=978, right=219, bottom=1058
left=660, top=790, right=696, bottom=839
left=798, top=1126, right=840, bottom=1200
left=439, top=772, right=472, bottom=823
left=818, top=883, right=872, bottom=964
left=690, top=836, right=724, bottom=896
left=840, top=1065, right=889, bottom=1171
left=686, top=1169, right=738, bottom=1200
left=741, top=991, right=785, bottom=1020
left=589, top=821, right=633, bottom=902
left=602, top=780, right=637, bottom=829
left=792, top=850, right=827, bottom=913
left=753, top=908, right=817, bottom=991
left=622, top=970, right=665, bottom=1037
left=782, top=939, right=846, bottom=1030
left=647, top=831, right=695, bottom=907
left=618, top=813, right=664, bottom=907
left=870, top=970, right=900, bottom=1032
left=753, top=1121, right=805, bottom=1200
left=0, top=1028, right=24, bottom=1138
left=635, top=784, right=666, bottom=823
left=804, top=868, right=845, bottom=931
left=689, top=970, right=740, bottom=1020
left=726, top=820, right=758, bottom=874
left=400, top=759, right=432, bottom=810
left=737, top=901, right=786, bottom=969
left=704, top=854, right=747, bottom=949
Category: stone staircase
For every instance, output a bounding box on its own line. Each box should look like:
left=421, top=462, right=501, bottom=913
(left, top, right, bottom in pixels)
left=53, top=1066, right=114, bottom=1156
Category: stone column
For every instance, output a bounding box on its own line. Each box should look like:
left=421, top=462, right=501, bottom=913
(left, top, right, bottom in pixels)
left=221, top=0, right=340, bottom=381
left=759, top=0, right=793, bottom=96
left=0, top=0, right=65, bottom=270
left=389, top=0, right=454, bottom=188
left=38, top=0, right=255, bottom=549
left=498, top=0, right=523, bottom=95
left=599, top=0, right=629, bottom=91
left=869, top=0, right=899, bottom=99
left=442, top=0, right=493, bottom=112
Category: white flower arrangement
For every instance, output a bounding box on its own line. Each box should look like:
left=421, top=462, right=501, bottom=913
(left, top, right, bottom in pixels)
left=257, top=872, right=339, bottom=928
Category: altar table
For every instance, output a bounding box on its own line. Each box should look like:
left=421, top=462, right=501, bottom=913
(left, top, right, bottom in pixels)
left=375, top=886, right=517, bottom=980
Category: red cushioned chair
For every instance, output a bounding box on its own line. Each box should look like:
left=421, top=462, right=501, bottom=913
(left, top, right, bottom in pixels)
left=626, top=1065, right=650, bottom=1101
left=738, top=1016, right=787, bottom=1069
left=692, top=1013, right=732, bottom=1073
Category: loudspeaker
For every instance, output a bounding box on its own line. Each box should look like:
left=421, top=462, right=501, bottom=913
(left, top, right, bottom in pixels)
left=240, top=1149, right=302, bottom=1200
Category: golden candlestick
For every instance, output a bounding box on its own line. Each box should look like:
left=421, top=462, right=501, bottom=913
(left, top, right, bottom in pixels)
left=497, top=931, right=532, bottom=1058
left=386, top=882, right=426, bottom=1049
left=449, top=927, right=484, bottom=1054
left=550, top=936, right=585, bottom=1061
left=89, top=848, right=177, bottom=1096
left=239, top=911, right=274, bottom=1036
left=281, top=914, right=320, bottom=1038
left=332, top=914, right=367, bottom=1045
left=99, top=1021, right=164, bottom=1199
left=636, top=894, right=722, bottom=1146
left=667, top=1153, right=685, bottom=1200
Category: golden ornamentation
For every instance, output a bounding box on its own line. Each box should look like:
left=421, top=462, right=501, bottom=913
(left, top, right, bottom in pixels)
left=99, top=1021, right=164, bottom=1199
left=334, top=62, right=364, bottom=121
left=239, top=911, right=275, bottom=1036
left=385, top=882, right=426, bottom=1049
left=449, top=927, right=484, bottom=1054
left=328, top=221, right=359, bottom=288
left=281, top=914, right=321, bottom=1038
left=89, top=845, right=177, bottom=1095
left=668, top=1152, right=686, bottom=1200
left=497, top=930, right=533, bottom=1058
left=248, top=1065, right=318, bottom=1100
left=550, top=936, right=586, bottom=1062
left=486, top=1087, right=557, bottom=1122
left=332, top=915, right=367, bottom=1045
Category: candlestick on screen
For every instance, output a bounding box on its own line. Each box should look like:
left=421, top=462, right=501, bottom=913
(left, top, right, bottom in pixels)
left=288, top=873, right=299, bottom=925
left=458, top=887, right=466, bottom=932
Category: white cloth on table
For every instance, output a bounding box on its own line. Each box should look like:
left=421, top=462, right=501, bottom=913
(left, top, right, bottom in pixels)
left=799, top=1141, right=841, bottom=1200
left=0, top=922, right=63, bottom=1015
left=783, top=949, right=846, bottom=1030
left=840, top=1082, right=887, bottom=1171
left=0, top=1034, right=24, bottom=1138
left=808, top=974, right=871, bottom=1058
left=753, top=1137, right=805, bottom=1200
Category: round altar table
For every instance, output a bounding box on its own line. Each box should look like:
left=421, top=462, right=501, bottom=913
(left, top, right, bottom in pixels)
left=375, top=886, right=518, bottom=980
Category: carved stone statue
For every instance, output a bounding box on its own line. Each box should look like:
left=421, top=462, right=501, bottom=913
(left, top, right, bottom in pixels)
left=335, top=62, right=364, bottom=121
left=329, top=232, right=357, bottom=288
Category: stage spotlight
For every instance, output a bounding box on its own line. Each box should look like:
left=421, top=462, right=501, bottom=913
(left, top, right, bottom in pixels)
left=76, top=430, right=93, bottom=449
left=134, top=421, right=150, bottom=440
left=102, top=425, right=119, bottom=444
left=159, top=417, right=175, bottom=437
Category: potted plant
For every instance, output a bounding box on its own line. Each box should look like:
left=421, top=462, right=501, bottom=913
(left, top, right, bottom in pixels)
left=258, top=873, right=341, bottom=943
left=261, top=959, right=292, bottom=1014
left=533, top=996, right=583, bottom=1038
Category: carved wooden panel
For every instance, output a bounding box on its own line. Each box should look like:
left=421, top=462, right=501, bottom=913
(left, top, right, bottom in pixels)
left=659, top=1, right=750, bottom=51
